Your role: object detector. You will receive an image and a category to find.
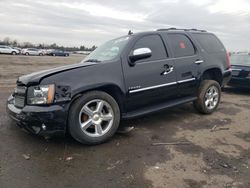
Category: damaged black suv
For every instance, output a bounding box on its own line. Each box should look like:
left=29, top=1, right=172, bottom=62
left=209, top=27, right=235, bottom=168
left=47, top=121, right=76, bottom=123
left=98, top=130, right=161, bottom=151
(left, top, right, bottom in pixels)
left=7, top=28, right=232, bottom=145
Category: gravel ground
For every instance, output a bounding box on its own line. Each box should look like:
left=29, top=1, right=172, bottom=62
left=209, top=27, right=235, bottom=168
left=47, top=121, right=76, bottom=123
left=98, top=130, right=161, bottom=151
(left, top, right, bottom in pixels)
left=0, top=54, right=249, bottom=188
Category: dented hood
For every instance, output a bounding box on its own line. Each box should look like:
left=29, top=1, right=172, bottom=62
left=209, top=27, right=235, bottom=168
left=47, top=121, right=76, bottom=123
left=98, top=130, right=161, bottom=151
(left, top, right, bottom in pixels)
left=17, top=62, right=97, bottom=86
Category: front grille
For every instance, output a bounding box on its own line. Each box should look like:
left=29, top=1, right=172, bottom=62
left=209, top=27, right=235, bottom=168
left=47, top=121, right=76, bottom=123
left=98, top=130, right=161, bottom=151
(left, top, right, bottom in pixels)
left=14, top=86, right=27, bottom=108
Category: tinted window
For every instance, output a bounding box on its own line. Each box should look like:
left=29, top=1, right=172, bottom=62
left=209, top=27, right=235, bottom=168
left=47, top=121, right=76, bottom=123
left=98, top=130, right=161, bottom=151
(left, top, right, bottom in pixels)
left=133, top=35, right=167, bottom=62
left=193, top=33, right=225, bottom=54
left=167, top=34, right=195, bottom=58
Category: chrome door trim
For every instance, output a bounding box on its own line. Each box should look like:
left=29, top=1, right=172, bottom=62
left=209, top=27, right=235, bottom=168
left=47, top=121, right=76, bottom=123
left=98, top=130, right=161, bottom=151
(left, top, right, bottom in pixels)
left=129, top=81, right=177, bottom=93
left=129, top=78, right=196, bottom=93
left=177, top=78, right=196, bottom=84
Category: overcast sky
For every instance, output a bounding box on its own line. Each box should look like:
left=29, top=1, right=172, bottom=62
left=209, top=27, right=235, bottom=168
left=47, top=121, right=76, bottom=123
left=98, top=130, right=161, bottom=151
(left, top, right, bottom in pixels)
left=0, top=0, right=250, bottom=51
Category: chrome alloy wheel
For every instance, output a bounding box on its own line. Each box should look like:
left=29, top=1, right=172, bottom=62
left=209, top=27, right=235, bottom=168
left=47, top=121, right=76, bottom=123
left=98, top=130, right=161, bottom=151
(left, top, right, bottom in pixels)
left=78, top=99, right=114, bottom=137
left=204, top=86, right=219, bottom=110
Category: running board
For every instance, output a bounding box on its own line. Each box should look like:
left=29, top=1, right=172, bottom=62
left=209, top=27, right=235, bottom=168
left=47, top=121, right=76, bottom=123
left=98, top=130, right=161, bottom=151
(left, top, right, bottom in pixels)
left=122, top=96, right=197, bottom=119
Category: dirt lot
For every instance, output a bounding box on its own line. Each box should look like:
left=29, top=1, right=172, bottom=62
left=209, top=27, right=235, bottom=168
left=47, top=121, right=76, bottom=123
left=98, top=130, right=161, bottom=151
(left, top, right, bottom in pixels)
left=0, top=54, right=249, bottom=188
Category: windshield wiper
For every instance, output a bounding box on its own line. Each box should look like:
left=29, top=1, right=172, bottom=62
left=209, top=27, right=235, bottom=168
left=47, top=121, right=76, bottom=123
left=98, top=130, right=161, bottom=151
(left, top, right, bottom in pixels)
left=84, top=59, right=101, bottom=63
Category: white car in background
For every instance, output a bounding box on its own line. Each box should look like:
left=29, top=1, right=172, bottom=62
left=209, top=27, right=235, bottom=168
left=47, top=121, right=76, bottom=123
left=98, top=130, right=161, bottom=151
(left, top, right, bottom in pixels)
left=21, top=48, right=44, bottom=56
left=0, top=45, right=19, bottom=55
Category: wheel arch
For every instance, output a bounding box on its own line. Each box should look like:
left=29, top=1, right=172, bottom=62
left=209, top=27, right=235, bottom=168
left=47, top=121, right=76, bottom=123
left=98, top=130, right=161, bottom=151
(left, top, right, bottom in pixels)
left=70, top=84, right=126, bottom=114
left=201, top=67, right=223, bottom=86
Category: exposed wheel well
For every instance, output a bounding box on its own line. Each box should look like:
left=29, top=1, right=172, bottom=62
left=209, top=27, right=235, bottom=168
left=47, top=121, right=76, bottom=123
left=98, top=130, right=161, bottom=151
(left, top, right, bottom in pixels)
left=201, top=68, right=223, bottom=86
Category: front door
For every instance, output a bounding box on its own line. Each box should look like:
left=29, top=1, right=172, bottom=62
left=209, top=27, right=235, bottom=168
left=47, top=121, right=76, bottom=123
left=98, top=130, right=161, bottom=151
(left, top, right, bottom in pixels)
left=123, top=34, right=178, bottom=112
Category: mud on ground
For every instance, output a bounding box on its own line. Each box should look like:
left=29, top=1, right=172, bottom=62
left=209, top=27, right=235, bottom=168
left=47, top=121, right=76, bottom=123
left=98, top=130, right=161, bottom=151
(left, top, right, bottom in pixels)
left=0, top=55, right=249, bottom=188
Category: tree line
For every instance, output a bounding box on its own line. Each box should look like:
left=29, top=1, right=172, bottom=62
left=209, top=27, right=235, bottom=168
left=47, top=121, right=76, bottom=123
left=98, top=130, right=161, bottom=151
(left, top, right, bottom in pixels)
left=0, top=37, right=97, bottom=51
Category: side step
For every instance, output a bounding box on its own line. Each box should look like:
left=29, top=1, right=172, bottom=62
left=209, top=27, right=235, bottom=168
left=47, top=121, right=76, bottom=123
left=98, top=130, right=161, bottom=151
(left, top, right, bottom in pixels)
left=122, top=96, right=197, bottom=119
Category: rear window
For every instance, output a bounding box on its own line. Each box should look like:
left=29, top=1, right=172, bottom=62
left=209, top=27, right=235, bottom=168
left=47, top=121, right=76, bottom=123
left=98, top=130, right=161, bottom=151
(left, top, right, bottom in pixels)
left=230, top=55, right=250, bottom=66
left=193, top=33, right=225, bottom=54
left=167, top=34, right=195, bottom=58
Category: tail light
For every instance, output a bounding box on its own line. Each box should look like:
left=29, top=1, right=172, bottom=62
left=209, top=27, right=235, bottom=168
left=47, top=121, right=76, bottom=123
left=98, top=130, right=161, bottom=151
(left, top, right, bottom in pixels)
left=226, top=52, right=231, bottom=69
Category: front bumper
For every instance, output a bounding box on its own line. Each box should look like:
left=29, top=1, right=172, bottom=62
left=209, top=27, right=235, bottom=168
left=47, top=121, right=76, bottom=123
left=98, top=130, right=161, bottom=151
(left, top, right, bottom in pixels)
left=228, top=77, right=250, bottom=88
left=6, top=95, right=69, bottom=137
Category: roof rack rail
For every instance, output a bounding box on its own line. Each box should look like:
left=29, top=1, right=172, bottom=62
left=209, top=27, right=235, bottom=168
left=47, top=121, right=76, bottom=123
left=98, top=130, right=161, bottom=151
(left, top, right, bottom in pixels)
left=157, top=28, right=207, bottom=32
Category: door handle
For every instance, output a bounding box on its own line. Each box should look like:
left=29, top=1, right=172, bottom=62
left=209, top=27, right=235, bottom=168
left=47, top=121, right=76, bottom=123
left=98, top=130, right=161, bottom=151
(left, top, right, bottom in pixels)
left=194, top=60, right=204, bottom=64
left=161, top=67, right=174, bottom=75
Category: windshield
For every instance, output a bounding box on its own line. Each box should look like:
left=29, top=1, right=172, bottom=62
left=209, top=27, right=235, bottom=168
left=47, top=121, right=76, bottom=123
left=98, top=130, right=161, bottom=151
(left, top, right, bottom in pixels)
left=230, top=55, right=250, bottom=66
left=83, top=36, right=130, bottom=62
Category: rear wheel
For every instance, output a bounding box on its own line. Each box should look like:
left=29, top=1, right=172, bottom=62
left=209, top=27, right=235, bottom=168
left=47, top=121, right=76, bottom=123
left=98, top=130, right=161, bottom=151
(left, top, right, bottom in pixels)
left=193, top=80, right=221, bottom=114
left=68, top=91, right=120, bottom=145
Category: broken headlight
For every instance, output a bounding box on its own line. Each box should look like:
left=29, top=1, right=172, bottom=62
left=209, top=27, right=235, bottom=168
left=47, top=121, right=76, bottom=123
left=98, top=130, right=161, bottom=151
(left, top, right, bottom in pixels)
left=27, top=84, right=55, bottom=105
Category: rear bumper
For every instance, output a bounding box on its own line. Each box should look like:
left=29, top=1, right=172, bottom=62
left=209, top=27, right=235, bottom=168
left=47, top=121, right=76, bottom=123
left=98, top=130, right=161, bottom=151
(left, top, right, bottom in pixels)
left=228, top=77, right=250, bottom=88
left=6, top=95, right=69, bottom=137
left=222, top=69, right=232, bottom=87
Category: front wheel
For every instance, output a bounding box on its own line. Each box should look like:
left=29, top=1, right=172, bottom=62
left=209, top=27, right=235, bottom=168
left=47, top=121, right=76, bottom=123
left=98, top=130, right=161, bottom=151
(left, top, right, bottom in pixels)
left=68, top=91, right=120, bottom=145
left=193, top=80, right=221, bottom=114
left=11, top=51, right=17, bottom=55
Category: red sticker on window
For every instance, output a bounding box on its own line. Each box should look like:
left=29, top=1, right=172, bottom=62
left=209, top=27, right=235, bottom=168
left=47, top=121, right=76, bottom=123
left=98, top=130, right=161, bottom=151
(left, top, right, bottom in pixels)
left=180, top=42, right=186, bottom=49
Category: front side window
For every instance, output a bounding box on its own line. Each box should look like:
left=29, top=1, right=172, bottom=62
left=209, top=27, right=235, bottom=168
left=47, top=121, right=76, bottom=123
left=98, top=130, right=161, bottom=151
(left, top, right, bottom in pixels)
left=132, top=35, right=167, bottom=63
left=167, top=34, right=195, bottom=58
left=83, top=36, right=130, bottom=62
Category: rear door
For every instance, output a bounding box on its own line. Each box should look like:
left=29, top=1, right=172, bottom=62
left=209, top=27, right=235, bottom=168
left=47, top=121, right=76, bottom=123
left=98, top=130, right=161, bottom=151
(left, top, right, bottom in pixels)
left=123, top=34, right=178, bottom=111
left=0, top=46, right=5, bottom=53
left=163, top=33, right=201, bottom=97
left=0, top=46, right=8, bottom=53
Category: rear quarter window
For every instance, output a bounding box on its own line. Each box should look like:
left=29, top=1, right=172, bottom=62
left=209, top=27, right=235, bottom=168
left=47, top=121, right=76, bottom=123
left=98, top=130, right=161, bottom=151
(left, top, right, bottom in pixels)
left=167, top=34, right=196, bottom=58
left=192, top=33, right=225, bottom=54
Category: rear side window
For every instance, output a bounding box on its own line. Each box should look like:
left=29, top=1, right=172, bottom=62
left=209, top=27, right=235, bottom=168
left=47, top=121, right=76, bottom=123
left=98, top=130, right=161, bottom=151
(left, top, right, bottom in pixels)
left=167, top=34, right=195, bottom=58
left=133, top=35, right=167, bottom=62
left=193, top=33, right=225, bottom=54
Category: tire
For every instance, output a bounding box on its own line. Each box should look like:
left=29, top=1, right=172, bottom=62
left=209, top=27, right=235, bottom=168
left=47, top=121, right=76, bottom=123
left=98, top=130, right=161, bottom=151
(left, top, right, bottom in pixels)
left=193, top=80, right=221, bottom=114
left=53, top=54, right=56, bottom=56
left=11, top=51, right=17, bottom=55
left=68, top=91, right=120, bottom=145
left=25, top=52, right=29, bottom=56
left=39, top=53, right=43, bottom=56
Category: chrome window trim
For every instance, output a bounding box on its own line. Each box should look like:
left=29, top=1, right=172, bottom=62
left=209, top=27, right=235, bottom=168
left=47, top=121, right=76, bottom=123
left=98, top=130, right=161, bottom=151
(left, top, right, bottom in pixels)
left=129, top=78, right=196, bottom=93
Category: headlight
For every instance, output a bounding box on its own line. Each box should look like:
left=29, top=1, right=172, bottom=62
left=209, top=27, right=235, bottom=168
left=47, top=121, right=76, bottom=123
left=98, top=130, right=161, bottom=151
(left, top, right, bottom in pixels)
left=27, top=84, right=55, bottom=105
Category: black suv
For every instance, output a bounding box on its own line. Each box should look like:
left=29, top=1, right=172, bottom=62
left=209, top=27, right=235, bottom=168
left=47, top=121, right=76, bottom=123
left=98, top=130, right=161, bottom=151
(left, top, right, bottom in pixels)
left=7, top=28, right=232, bottom=145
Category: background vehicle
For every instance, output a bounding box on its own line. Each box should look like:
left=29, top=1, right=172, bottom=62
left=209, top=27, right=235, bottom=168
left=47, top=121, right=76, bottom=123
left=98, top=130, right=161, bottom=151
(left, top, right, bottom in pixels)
left=7, top=28, right=231, bottom=145
left=21, top=48, right=44, bottom=56
left=0, top=45, right=19, bottom=55
left=48, top=50, right=69, bottom=56
left=228, top=53, right=250, bottom=88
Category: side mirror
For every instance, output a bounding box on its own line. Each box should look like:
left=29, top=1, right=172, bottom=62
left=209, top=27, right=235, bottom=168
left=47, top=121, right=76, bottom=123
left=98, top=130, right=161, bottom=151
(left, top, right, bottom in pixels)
left=129, top=48, right=152, bottom=66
